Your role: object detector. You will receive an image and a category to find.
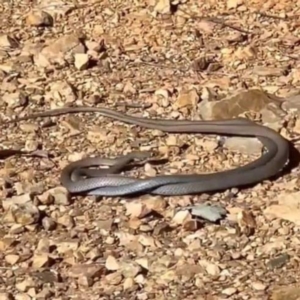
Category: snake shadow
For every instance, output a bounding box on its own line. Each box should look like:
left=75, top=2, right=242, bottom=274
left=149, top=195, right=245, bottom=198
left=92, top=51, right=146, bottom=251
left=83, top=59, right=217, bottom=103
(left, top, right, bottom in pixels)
left=273, top=141, right=300, bottom=178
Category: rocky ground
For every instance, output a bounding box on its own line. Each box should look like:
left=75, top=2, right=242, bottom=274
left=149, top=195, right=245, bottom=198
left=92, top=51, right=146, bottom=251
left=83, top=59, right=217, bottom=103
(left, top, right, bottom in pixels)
left=1, top=0, right=300, bottom=299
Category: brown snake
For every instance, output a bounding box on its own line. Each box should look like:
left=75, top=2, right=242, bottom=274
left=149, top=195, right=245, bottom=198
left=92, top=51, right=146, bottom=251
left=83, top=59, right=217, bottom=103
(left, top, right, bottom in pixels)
left=0, top=106, right=290, bottom=196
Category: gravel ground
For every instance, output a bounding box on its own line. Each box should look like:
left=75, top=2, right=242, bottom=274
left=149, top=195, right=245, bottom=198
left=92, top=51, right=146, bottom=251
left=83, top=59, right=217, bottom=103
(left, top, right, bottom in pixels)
left=1, top=0, right=300, bottom=299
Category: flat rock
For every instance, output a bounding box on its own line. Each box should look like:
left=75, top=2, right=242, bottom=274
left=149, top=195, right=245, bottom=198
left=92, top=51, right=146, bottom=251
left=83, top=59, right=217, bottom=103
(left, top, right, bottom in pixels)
left=224, top=137, right=263, bottom=155
left=198, top=89, right=282, bottom=120
left=68, top=264, right=104, bottom=278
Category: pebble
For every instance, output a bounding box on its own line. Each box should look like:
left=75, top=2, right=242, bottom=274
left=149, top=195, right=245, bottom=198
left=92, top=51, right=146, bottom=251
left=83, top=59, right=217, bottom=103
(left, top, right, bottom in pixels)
left=222, top=287, right=237, bottom=295
left=252, top=281, right=267, bottom=291
left=26, top=10, right=53, bottom=26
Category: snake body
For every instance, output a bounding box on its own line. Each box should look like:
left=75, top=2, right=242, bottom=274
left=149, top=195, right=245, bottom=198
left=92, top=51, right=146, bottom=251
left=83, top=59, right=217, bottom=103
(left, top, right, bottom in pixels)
left=1, top=106, right=290, bottom=196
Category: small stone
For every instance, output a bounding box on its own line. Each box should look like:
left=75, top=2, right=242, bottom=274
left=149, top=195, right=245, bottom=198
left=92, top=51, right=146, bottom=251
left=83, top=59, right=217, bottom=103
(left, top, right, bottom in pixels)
left=226, top=32, right=245, bottom=43
left=120, top=261, right=142, bottom=278
left=56, top=240, right=79, bottom=254
left=143, top=197, right=167, bottom=214
left=24, top=140, right=39, bottom=152
left=93, top=25, right=104, bottom=35
left=144, top=163, right=157, bottom=176
left=27, top=289, right=36, bottom=298
left=2, top=92, right=27, bottom=108
left=183, top=219, right=200, bottom=231
left=37, top=238, right=51, bottom=253
left=36, top=288, right=53, bottom=299
left=172, top=210, right=192, bottom=225
left=105, top=272, right=123, bottom=285
left=234, top=45, right=257, bottom=60
left=174, top=248, right=184, bottom=257
left=154, top=0, right=171, bottom=14
left=32, top=253, right=51, bottom=269
left=252, top=281, right=267, bottom=291
left=125, top=202, right=151, bottom=219
left=138, top=235, right=156, bottom=248
left=2, top=194, right=32, bottom=211
left=105, top=236, right=115, bottom=245
left=68, top=264, right=103, bottom=278
left=14, top=294, right=31, bottom=300
left=87, top=127, right=113, bottom=144
left=159, top=270, right=178, bottom=283
left=197, top=20, right=216, bottom=34
left=87, top=247, right=102, bottom=260
left=78, top=276, right=93, bottom=287
left=123, top=277, right=135, bottom=290
left=0, top=63, right=15, bottom=73
left=5, top=254, right=20, bottom=265
left=56, top=214, right=75, bottom=228
left=85, top=40, right=103, bottom=52
left=155, top=88, right=170, bottom=100
left=0, top=238, right=16, bottom=251
left=61, top=117, right=81, bottom=135
left=198, top=139, right=219, bottom=151
left=123, top=81, right=136, bottom=94
left=74, top=53, right=90, bottom=70
left=135, top=274, right=146, bottom=285
left=39, top=187, right=70, bottom=206
left=135, top=258, right=149, bottom=270
left=15, top=277, right=35, bottom=292
left=174, top=88, right=199, bottom=109
left=227, top=0, right=243, bottom=9
left=231, top=252, right=241, bottom=260
left=42, top=217, right=57, bottom=231
left=165, top=135, right=178, bottom=146
left=105, top=255, right=120, bottom=271
left=5, top=203, right=40, bottom=225
left=26, top=10, right=53, bottom=26
left=222, top=287, right=237, bottom=295
left=128, top=218, right=142, bottom=230
left=200, top=260, right=220, bottom=277
left=237, top=209, right=256, bottom=235
left=0, top=293, right=13, bottom=300
left=9, top=224, right=24, bottom=234
left=207, top=62, right=222, bottom=72
left=96, top=219, right=113, bottom=232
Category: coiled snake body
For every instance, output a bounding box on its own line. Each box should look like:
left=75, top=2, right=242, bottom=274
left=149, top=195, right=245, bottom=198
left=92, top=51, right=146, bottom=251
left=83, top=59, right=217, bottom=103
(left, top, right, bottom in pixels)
left=1, top=106, right=290, bottom=196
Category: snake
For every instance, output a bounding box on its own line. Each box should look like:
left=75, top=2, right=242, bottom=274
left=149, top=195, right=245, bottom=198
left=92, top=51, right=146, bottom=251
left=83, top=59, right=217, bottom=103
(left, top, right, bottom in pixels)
left=0, top=106, right=290, bottom=196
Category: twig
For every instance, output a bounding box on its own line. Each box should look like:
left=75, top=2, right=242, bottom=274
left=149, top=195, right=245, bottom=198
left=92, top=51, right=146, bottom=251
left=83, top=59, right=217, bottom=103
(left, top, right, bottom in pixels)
left=178, top=8, right=252, bottom=35
left=255, top=11, right=287, bottom=20
left=207, top=17, right=251, bottom=34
